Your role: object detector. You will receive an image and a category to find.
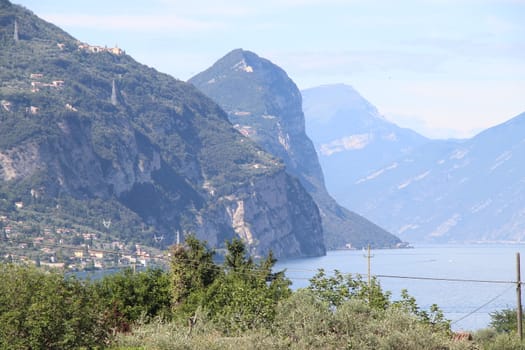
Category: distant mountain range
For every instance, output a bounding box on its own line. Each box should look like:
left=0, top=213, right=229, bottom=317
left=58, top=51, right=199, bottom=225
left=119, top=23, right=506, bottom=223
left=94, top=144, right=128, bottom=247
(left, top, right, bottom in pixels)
left=0, top=1, right=326, bottom=258
left=302, top=84, right=429, bottom=201
left=7, top=0, right=517, bottom=250
left=303, top=84, right=525, bottom=243
left=190, top=51, right=401, bottom=249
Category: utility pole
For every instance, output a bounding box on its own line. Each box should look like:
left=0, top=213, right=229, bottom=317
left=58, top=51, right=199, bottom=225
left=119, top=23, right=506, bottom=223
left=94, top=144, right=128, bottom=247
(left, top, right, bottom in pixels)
left=517, top=252, right=523, bottom=341
left=364, top=244, right=374, bottom=303
left=367, top=244, right=372, bottom=289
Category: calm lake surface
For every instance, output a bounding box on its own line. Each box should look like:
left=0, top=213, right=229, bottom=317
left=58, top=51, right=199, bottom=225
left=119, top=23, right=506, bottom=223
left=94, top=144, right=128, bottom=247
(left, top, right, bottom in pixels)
left=275, top=244, right=525, bottom=331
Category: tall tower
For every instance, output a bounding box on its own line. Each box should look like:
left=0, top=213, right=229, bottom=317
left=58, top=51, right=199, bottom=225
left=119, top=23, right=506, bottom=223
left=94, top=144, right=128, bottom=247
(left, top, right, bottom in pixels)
left=13, top=19, right=19, bottom=42
left=111, top=79, right=118, bottom=106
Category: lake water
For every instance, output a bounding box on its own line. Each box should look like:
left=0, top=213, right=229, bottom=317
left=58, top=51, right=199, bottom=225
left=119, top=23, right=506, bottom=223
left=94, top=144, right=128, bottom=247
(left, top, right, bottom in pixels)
left=275, top=244, right=525, bottom=331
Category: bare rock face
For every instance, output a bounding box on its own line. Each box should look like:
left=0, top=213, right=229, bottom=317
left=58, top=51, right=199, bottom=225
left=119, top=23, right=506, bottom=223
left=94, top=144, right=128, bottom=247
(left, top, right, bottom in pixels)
left=189, top=49, right=401, bottom=249
left=0, top=1, right=326, bottom=258
left=196, top=171, right=325, bottom=258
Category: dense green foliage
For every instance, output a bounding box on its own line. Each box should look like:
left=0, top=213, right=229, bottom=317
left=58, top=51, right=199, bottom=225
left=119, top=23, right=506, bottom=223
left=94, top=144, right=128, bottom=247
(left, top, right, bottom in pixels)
left=272, top=290, right=454, bottom=349
left=308, top=268, right=390, bottom=309
left=170, top=237, right=291, bottom=333
left=472, top=327, right=525, bottom=350
left=1, top=235, right=525, bottom=349
left=203, top=240, right=291, bottom=333
left=0, top=264, right=109, bottom=349
left=0, top=264, right=175, bottom=349
left=94, top=267, right=172, bottom=328
left=489, top=308, right=520, bottom=334
left=170, top=236, right=219, bottom=318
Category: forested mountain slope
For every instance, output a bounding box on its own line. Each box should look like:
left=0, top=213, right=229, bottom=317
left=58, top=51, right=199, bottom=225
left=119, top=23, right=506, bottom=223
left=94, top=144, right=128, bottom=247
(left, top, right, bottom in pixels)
left=0, top=1, right=325, bottom=258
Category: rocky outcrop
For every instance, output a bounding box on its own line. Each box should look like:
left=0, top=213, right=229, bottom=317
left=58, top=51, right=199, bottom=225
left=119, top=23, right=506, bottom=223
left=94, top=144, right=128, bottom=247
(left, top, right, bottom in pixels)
left=190, top=49, right=401, bottom=249
left=196, top=171, right=325, bottom=258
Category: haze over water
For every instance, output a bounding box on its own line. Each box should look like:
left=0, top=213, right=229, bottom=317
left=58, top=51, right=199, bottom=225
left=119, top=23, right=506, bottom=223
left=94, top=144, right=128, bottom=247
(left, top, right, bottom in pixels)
left=276, top=244, right=523, bottom=331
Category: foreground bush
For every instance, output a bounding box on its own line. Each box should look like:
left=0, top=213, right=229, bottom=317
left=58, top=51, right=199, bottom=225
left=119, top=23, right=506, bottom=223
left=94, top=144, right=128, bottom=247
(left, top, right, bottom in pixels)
left=113, top=316, right=281, bottom=350
left=272, top=289, right=468, bottom=350
left=473, top=328, right=525, bottom=350
left=171, top=237, right=291, bottom=334
left=113, top=294, right=478, bottom=350
left=94, top=267, right=172, bottom=331
left=0, top=264, right=109, bottom=349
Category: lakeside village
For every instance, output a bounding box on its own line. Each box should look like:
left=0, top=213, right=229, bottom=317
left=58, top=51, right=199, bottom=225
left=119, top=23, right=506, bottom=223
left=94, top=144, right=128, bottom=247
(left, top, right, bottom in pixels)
left=0, top=208, right=167, bottom=272
left=0, top=199, right=412, bottom=271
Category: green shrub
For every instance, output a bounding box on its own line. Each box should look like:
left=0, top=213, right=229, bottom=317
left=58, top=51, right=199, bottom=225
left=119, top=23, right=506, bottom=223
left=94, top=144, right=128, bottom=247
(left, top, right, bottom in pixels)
left=490, top=308, right=520, bottom=334
left=0, top=264, right=109, bottom=349
left=94, top=267, right=172, bottom=330
left=113, top=316, right=282, bottom=350
left=477, top=332, right=525, bottom=350
left=272, top=290, right=461, bottom=350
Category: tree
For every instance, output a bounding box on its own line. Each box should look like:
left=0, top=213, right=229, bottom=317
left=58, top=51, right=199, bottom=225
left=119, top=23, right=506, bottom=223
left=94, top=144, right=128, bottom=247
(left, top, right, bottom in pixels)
left=169, top=237, right=290, bottom=333
left=308, top=268, right=390, bottom=310
left=170, top=236, right=218, bottom=319
left=273, top=288, right=455, bottom=350
left=202, top=238, right=291, bottom=333
left=490, top=308, right=519, bottom=333
left=307, top=269, right=450, bottom=333
left=0, top=264, right=109, bottom=349
left=392, top=289, right=450, bottom=332
left=224, top=238, right=253, bottom=271
left=94, top=267, right=172, bottom=328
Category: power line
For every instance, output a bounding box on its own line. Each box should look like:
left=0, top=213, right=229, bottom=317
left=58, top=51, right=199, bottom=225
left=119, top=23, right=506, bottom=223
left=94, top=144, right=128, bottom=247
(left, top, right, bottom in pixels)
left=375, top=273, right=515, bottom=285
left=450, top=285, right=514, bottom=326
left=282, top=268, right=519, bottom=285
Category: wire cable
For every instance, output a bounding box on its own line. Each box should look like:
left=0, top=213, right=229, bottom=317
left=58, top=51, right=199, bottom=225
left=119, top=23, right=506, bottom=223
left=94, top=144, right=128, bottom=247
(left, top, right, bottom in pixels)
left=450, top=285, right=515, bottom=326
left=375, top=273, right=515, bottom=285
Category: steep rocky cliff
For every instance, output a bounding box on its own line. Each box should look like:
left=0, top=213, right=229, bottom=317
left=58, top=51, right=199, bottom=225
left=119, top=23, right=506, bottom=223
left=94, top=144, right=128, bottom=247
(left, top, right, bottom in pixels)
left=189, top=49, right=401, bottom=249
left=196, top=171, right=324, bottom=257
left=0, top=2, right=325, bottom=258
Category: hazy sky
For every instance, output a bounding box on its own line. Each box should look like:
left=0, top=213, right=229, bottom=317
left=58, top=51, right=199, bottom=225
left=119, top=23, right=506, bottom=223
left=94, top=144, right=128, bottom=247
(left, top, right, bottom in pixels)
left=14, top=0, right=525, bottom=139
